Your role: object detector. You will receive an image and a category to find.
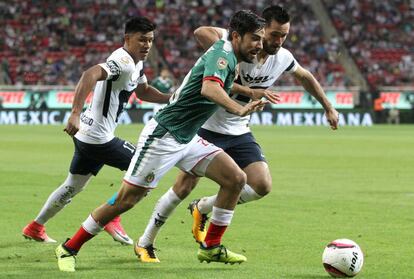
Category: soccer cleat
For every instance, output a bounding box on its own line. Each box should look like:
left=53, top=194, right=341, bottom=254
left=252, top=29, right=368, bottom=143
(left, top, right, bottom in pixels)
left=198, top=244, right=247, bottom=265
left=104, top=216, right=133, bottom=245
left=134, top=242, right=160, bottom=263
left=188, top=199, right=208, bottom=243
left=22, top=221, right=57, bottom=243
left=55, top=243, right=77, bottom=272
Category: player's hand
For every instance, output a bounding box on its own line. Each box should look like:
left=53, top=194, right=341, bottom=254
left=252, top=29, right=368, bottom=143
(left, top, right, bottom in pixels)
left=250, top=89, right=281, bottom=104
left=64, top=113, right=80, bottom=136
left=239, top=99, right=269, bottom=117
left=325, top=108, right=339, bottom=130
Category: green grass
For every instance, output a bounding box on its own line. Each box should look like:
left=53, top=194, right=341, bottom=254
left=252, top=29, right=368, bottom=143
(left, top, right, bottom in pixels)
left=1, top=124, right=413, bottom=278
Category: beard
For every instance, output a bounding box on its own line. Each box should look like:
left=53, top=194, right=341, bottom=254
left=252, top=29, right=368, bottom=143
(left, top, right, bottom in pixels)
left=239, top=48, right=255, bottom=63
left=263, top=40, right=280, bottom=55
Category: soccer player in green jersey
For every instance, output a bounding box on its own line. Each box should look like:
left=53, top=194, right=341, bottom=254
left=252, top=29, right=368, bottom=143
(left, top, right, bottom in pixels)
left=55, top=10, right=267, bottom=271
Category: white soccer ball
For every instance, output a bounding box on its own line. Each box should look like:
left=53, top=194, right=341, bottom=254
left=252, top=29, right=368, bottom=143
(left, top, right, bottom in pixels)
left=322, top=239, right=364, bottom=278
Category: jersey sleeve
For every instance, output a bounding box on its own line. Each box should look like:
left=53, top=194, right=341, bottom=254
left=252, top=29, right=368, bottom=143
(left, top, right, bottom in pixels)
left=99, top=55, right=134, bottom=81
left=202, top=46, right=235, bottom=87
left=283, top=50, right=300, bottom=73
left=137, top=64, right=147, bottom=84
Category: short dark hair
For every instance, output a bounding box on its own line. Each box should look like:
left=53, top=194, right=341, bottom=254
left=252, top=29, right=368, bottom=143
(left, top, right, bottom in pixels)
left=125, top=17, right=156, bottom=34
left=262, top=5, right=290, bottom=25
left=228, top=10, right=266, bottom=40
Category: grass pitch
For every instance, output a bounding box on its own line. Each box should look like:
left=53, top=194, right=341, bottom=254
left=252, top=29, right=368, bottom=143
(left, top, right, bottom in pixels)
left=0, top=124, right=413, bottom=278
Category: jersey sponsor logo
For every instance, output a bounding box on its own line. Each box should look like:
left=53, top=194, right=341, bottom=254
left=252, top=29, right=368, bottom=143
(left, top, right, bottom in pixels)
left=242, top=73, right=272, bottom=84
left=217, top=57, right=228, bottom=69
left=106, top=60, right=121, bottom=77
left=145, top=171, right=155, bottom=183
left=80, top=114, right=94, bottom=126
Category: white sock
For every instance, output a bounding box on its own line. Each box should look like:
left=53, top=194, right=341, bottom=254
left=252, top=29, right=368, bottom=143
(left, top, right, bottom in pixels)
left=197, top=195, right=216, bottom=214
left=197, top=184, right=263, bottom=215
left=138, top=187, right=182, bottom=247
left=34, top=173, right=92, bottom=225
left=82, top=214, right=103, bottom=235
left=238, top=183, right=263, bottom=204
left=211, top=206, right=234, bottom=226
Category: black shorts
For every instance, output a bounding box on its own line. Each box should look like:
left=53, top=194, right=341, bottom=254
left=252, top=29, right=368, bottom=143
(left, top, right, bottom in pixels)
left=197, top=128, right=266, bottom=169
left=69, top=137, right=136, bottom=176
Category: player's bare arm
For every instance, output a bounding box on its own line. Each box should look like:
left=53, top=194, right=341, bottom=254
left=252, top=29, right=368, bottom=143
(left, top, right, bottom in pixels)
left=292, top=65, right=339, bottom=130
left=64, top=65, right=108, bottom=136
left=231, top=83, right=280, bottom=104
left=201, top=80, right=268, bottom=117
left=194, top=26, right=224, bottom=50
left=135, top=82, right=172, bottom=103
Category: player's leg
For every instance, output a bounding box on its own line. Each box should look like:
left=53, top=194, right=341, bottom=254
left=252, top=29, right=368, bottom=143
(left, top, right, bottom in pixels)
left=136, top=171, right=199, bottom=262
left=197, top=136, right=270, bottom=211
left=55, top=119, right=182, bottom=271
left=23, top=173, right=92, bottom=243
left=55, top=182, right=149, bottom=272
left=100, top=138, right=137, bottom=245
left=196, top=152, right=247, bottom=264
left=23, top=138, right=102, bottom=243
left=192, top=136, right=270, bottom=243
left=196, top=162, right=271, bottom=213
left=180, top=136, right=247, bottom=264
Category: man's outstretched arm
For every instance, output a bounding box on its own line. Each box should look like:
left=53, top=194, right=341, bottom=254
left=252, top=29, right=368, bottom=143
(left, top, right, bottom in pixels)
left=293, top=65, right=339, bottom=130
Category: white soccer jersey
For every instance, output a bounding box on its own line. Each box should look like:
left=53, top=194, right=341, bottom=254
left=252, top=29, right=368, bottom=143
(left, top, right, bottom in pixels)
left=75, top=48, right=147, bottom=144
left=201, top=29, right=299, bottom=135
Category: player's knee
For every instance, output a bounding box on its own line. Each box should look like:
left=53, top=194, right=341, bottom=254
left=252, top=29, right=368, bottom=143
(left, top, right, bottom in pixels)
left=252, top=180, right=272, bottom=196
left=228, top=169, right=246, bottom=190
left=249, top=172, right=272, bottom=196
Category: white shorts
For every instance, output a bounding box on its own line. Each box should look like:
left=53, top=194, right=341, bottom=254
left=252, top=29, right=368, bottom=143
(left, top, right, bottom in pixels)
left=124, top=118, right=222, bottom=188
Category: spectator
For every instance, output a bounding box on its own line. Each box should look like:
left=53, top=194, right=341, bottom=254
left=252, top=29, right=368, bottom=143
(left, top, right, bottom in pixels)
left=151, top=68, right=174, bottom=114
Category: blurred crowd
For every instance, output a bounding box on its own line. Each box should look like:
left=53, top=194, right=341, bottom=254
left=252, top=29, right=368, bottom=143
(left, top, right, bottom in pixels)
left=0, top=0, right=412, bottom=90
left=324, top=0, right=414, bottom=89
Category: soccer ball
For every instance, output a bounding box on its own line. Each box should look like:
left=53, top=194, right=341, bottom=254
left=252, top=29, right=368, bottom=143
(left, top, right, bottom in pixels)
left=322, top=239, right=364, bottom=278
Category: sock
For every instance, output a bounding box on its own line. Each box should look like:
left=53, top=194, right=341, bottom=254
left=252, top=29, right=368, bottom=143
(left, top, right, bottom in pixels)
left=197, top=195, right=216, bottom=214
left=138, top=187, right=182, bottom=247
left=238, top=184, right=263, bottom=204
left=197, top=184, right=263, bottom=214
left=34, top=174, right=91, bottom=225
left=65, top=215, right=102, bottom=252
left=203, top=207, right=234, bottom=247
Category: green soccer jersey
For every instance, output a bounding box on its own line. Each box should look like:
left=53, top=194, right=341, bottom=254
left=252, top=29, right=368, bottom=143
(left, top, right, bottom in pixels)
left=154, top=38, right=237, bottom=144
left=151, top=77, right=173, bottom=94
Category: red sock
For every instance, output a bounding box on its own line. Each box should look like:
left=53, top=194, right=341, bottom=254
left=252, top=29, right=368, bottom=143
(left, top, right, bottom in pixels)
left=65, top=226, right=95, bottom=252
left=204, top=223, right=227, bottom=248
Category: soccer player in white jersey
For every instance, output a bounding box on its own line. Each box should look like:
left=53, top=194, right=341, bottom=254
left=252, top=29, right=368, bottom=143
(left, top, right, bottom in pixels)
left=134, top=5, right=340, bottom=262
left=22, top=17, right=170, bottom=246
